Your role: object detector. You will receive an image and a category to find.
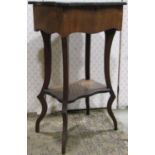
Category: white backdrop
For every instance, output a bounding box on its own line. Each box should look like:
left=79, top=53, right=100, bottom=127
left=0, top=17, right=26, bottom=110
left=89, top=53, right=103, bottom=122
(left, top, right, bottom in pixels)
left=27, top=0, right=128, bottom=113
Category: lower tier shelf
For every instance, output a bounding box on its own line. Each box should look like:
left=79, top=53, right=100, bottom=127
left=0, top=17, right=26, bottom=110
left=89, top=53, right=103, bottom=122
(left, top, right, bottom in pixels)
left=44, top=79, right=110, bottom=103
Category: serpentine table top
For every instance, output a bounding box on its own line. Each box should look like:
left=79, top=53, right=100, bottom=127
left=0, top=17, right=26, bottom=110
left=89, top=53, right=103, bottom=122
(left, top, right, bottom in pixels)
left=28, top=0, right=127, bottom=36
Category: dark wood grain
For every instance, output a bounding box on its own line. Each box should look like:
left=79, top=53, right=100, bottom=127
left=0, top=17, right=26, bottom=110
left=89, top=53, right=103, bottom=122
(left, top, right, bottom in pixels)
left=33, top=5, right=124, bottom=36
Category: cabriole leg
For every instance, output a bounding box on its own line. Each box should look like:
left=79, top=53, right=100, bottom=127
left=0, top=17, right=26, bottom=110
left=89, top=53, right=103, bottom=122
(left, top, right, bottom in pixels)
left=35, top=31, right=52, bottom=133
left=104, top=29, right=118, bottom=130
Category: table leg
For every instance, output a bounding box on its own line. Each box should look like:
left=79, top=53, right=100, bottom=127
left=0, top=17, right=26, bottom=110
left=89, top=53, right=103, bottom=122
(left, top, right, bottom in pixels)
left=61, top=37, right=69, bottom=154
left=85, top=33, right=91, bottom=115
left=104, top=29, right=117, bottom=130
left=35, top=31, right=52, bottom=133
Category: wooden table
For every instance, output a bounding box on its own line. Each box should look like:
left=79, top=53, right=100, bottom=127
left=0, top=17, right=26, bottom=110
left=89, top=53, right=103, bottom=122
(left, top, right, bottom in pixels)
left=28, top=1, right=127, bottom=154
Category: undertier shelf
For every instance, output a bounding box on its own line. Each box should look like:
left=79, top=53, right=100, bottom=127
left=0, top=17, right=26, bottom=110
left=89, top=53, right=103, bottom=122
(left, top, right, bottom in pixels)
left=44, top=79, right=110, bottom=103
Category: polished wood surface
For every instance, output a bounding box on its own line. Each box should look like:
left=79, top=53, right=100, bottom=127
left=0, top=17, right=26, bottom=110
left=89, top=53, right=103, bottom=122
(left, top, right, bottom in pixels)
left=33, top=5, right=124, bottom=36
left=28, top=1, right=127, bottom=154
left=44, top=79, right=110, bottom=103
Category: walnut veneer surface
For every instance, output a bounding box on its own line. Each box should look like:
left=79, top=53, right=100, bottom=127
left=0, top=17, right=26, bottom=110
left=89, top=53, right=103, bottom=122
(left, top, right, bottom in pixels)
left=29, top=1, right=126, bottom=36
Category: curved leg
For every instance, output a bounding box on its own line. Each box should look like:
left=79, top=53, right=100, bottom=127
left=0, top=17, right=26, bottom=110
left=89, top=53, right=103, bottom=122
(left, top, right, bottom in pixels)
left=85, top=98, right=90, bottom=115
left=35, top=31, right=52, bottom=133
left=85, top=33, right=91, bottom=115
left=107, top=91, right=117, bottom=130
left=61, top=37, right=69, bottom=154
left=104, top=29, right=118, bottom=130
left=36, top=94, right=47, bottom=132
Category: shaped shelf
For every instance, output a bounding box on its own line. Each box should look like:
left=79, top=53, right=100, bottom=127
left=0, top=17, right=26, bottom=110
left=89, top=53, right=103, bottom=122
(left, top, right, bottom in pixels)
left=44, top=79, right=110, bottom=103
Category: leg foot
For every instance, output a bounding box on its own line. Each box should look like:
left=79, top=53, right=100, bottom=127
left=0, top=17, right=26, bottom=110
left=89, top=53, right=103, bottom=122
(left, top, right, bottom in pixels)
left=35, top=93, right=47, bottom=133
left=107, top=91, right=117, bottom=130
left=62, top=111, right=68, bottom=154
left=86, top=97, right=90, bottom=115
